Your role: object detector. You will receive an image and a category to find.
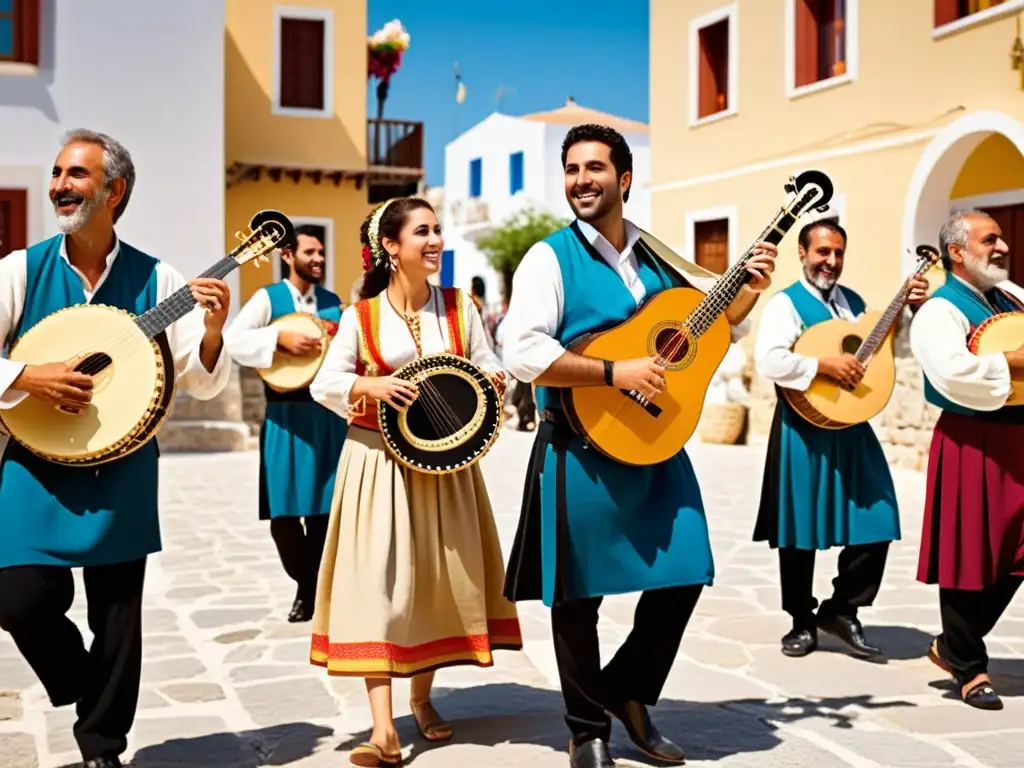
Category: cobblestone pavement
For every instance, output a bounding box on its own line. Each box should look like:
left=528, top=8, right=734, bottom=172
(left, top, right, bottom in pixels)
left=2, top=430, right=1024, bottom=768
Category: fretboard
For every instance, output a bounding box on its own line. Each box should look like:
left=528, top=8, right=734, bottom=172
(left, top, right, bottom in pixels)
left=134, top=256, right=239, bottom=340
left=854, top=279, right=910, bottom=364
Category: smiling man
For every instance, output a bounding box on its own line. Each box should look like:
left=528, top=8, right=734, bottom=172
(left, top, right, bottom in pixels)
left=753, top=219, right=929, bottom=663
left=910, top=209, right=1024, bottom=710
left=224, top=225, right=348, bottom=623
left=500, top=124, right=778, bottom=768
left=0, top=129, right=232, bottom=768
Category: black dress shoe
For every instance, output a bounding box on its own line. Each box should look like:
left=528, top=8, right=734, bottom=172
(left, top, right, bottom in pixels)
left=569, top=738, right=616, bottom=768
left=607, top=701, right=684, bottom=764
left=781, top=627, right=817, bottom=657
left=817, top=613, right=883, bottom=660
left=83, top=757, right=122, bottom=768
left=962, top=679, right=1003, bottom=710
left=287, top=596, right=312, bottom=623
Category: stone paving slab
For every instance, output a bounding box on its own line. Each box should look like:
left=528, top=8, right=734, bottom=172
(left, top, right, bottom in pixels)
left=0, top=429, right=1022, bottom=767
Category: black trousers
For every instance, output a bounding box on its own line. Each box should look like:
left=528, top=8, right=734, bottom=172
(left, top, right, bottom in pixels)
left=550, top=584, right=703, bottom=746
left=270, top=516, right=329, bottom=602
left=937, top=575, right=1023, bottom=686
left=778, top=542, right=889, bottom=630
left=0, top=559, right=146, bottom=761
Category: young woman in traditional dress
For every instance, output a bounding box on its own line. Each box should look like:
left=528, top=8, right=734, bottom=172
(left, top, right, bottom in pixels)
left=308, top=197, right=523, bottom=766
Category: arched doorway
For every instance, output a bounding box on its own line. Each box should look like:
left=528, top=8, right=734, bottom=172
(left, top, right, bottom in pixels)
left=902, top=110, right=1024, bottom=283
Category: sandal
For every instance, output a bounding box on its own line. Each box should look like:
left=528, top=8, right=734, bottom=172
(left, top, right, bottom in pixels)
left=410, top=700, right=453, bottom=742
left=350, top=742, right=402, bottom=767
left=927, top=638, right=952, bottom=675
left=962, top=676, right=1003, bottom=710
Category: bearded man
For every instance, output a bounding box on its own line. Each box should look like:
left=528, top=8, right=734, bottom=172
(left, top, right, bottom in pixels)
left=752, top=220, right=929, bottom=662
left=910, top=209, right=1024, bottom=710
left=224, top=225, right=348, bottom=623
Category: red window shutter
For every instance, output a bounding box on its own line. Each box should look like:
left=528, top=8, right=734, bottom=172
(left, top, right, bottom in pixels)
left=794, top=0, right=818, bottom=87
left=16, top=0, right=38, bottom=65
left=934, top=0, right=960, bottom=26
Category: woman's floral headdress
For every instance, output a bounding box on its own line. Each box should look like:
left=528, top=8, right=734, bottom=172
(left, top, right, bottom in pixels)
left=363, top=198, right=397, bottom=272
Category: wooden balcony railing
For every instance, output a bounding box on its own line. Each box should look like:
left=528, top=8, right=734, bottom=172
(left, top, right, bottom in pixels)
left=368, top=118, right=424, bottom=175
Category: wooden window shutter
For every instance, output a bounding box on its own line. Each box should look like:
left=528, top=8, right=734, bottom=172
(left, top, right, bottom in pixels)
left=794, top=0, right=817, bottom=87
left=934, top=0, right=961, bottom=26
left=279, top=18, right=325, bottom=110
left=16, top=0, right=38, bottom=65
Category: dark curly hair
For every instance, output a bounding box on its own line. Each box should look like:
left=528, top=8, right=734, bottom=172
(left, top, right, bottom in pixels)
left=560, top=123, right=633, bottom=203
left=358, top=197, right=435, bottom=300
left=797, top=219, right=847, bottom=250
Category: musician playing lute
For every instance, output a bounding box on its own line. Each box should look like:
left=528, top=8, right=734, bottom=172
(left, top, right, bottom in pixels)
left=224, top=225, right=348, bottom=623
left=307, top=196, right=522, bottom=767
left=752, top=219, right=928, bottom=663
left=0, top=131, right=232, bottom=768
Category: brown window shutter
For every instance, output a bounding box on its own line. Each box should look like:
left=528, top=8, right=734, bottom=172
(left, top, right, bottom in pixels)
left=695, top=219, right=729, bottom=275
left=794, top=0, right=818, bottom=87
left=279, top=18, right=325, bottom=110
left=16, top=0, right=38, bottom=65
left=934, top=0, right=961, bottom=26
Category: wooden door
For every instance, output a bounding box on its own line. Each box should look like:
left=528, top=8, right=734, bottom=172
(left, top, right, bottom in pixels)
left=978, top=203, right=1024, bottom=284
left=0, top=189, right=27, bottom=259
left=694, top=218, right=729, bottom=275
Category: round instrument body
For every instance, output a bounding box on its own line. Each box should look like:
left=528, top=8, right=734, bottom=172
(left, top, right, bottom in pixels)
left=378, top=352, right=502, bottom=474
left=0, top=304, right=170, bottom=465
left=969, top=312, right=1024, bottom=406
left=257, top=312, right=330, bottom=393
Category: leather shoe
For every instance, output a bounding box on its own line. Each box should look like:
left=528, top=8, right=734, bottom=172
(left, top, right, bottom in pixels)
left=607, top=700, right=685, bottom=764
left=287, top=595, right=312, bottom=623
left=781, top=627, right=817, bottom=657
left=817, top=613, right=884, bottom=660
left=569, top=738, right=616, bottom=767
left=83, top=757, right=122, bottom=768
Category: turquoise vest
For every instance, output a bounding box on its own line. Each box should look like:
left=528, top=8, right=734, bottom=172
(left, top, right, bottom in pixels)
left=923, top=276, right=1024, bottom=418
left=782, top=279, right=866, bottom=328
left=0, top=235, right=162, bottom=568
left=535, top=223, right=678, bottom=412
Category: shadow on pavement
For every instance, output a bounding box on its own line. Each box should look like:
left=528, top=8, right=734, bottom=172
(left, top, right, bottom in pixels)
left=128, top=721, right=334, bottom=766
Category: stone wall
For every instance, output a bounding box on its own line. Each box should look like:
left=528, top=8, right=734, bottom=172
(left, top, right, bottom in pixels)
left=743, top=311, right=938, bottom=472
left=160, top=363, right=255, bottom=452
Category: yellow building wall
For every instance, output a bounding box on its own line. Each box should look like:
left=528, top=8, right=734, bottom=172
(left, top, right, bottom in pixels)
left=950, top=134, right=1024, bottom=198
left=650, top=0, right=1024, bottom=188
left=225, top=0, right=367, bottom=170
left=227, top=179, right=370, bottom=304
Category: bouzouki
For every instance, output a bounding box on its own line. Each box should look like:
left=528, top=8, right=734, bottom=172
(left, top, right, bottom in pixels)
left=561, top=170, right=834, bottom=466
left=0, top=210, right=295, bottom=466
left=783, top=244, right=941, bottom=429
left=968, top=304, right=1024, bottom=407
left=377, top=352, right=503, bottom=475
left=257, top=312, right=336, bottom=393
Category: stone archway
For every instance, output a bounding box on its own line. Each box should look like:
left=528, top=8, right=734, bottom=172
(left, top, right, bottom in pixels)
left=901, top=110, right=1024, bottom=277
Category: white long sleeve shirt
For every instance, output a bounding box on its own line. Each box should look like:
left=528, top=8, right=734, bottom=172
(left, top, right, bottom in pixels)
left=0, top=238, right=231, bottom=429
left=224, top=281, right=325, bottom=370
left=909, top=273, right=1024, bottom=412
left=754, top=274, right=861, bottom=392
left=501, top=218, right=752, bottom=383
left=310, top=286, right=502, bottom=420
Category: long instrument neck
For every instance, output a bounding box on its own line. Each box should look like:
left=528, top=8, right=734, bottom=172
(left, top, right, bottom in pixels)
left=853, top=277, right=911, bottom=364
left=684, top=204, right=797, bottom=336
left=133, top=256, right=240, bottom=340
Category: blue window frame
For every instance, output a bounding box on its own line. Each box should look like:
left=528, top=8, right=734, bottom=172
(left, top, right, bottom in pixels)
left=440, top=249, right=455, bottom=287
left=509, top=151, right=524, bottom=195
left=0, top=0, right=14, bottom=59
left=469, top=158, right=482, bottom=198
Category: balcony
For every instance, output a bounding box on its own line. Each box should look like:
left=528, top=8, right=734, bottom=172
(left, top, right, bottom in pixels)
left=368, top=118, right=425, bottom=203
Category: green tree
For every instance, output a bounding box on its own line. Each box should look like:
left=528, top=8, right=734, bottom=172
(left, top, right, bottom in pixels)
left=476, top=206, right=569, bottom=300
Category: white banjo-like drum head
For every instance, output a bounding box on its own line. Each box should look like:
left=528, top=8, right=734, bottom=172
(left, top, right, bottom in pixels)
left=258, top=312, right=329, bottom=392
left=2, top=305, right=161, bottom=461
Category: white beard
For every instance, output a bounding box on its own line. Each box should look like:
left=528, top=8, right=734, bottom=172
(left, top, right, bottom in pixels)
left=963, top=257, right=1009, bottom=292
left=805, top=266, right=837, bottom=292
left=54, top=189, right=107, bottom=234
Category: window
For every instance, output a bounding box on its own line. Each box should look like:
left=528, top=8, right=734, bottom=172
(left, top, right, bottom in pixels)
left=0, top=0, right=39, bottom=65
left=509, top=151, right=524, bottom=195
left=935, top=0, right=1005, bottom=27
left=274, top=7, right=333, bottom=117
left=469, top=158, right=482, bottom=198
left=694, top=219, right=730, bottom=275
left=0, top=188, right=27, bottom=259
left=440, top=250, right=455, bottom=287
left=689, top=5, right=738, bottom=125
left=794, top=0, right=847, bottom=88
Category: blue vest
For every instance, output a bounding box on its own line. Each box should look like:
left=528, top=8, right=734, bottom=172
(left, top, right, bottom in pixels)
left=782, top=279, right=866, bottom=329
left=264, top=280, right=343, bottom=325
left=0, top=235, right=162, bottom=568
left=535, top=223, right=678, bottom=412
left=923, top=276, right=1023, bottom=418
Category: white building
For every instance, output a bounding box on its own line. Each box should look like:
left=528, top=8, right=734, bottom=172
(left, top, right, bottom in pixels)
left=442, top=98, right=651, bottom=305
left=0, top=0, right=226, bottom=297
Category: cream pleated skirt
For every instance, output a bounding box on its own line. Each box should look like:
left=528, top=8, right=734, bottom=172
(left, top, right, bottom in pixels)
left=309, top=426, right=523, bottom=677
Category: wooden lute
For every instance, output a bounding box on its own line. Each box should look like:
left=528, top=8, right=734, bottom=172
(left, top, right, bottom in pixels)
left=782, top=245, right=941, bottom=428
left=0, top=210, right=294, bottom=466
left=560, top=170, right=834, bottom=466
left=257, top=312, right=335, bottom=393
left=968, top=306, right=1024, bottom=407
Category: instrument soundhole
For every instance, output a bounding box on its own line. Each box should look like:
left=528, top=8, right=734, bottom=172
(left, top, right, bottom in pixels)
left=654, top=328, right=690, bottom=363
left=841, top=335, right=862, bottom=355
left=75, top=352, right=113, bottom=376
left=406, top=373, right=477, bottom=439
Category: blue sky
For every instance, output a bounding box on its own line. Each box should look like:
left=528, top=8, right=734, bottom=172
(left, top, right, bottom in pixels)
left=367, top=1, right=650, bottom=187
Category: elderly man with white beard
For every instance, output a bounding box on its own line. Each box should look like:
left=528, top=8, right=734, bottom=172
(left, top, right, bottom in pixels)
left=910, top=208, right=1024, bottom=711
